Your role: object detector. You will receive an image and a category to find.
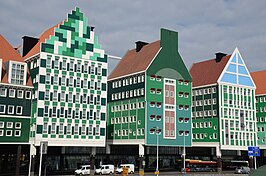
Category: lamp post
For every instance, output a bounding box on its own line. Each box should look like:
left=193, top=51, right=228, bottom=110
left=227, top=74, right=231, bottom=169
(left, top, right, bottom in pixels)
left=180, top=130, right=189, bottom=173
left=151, top=126, right=161, bottom=176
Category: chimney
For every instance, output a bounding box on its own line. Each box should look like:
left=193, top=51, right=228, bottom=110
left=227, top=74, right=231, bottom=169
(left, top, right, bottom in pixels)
left=135, top=41, right=148, bottom=52
left=215, top=52, right=227, bottom=62
left=22, top=36, right=39, bottom=57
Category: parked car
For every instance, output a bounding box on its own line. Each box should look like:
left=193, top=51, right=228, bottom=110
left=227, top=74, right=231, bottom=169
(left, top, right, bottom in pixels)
left=116, top=164, right=135, bottom=174
left=235, top=166, right=250, bottom=174
left=75, top=165, right=90, bottom=175
left=95, top=164, right=114, bottom=175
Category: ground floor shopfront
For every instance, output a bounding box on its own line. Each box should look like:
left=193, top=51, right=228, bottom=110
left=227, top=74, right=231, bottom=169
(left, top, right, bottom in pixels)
left=1, top=145, right=266, bottom=175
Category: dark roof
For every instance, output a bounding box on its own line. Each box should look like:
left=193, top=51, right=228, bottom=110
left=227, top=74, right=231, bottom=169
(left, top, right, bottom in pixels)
left=0, top=35, right=32, bottom=86
left=251, top=70, right=266, bottom=95
left=190, top=55, right=231, bottom=87
left=108, top=41, right=160, bottom=80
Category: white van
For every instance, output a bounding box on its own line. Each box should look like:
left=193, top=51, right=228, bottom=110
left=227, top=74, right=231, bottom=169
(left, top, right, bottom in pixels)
left=75, top=165, right=90, bottom=175
left=116, top=164, right=135, bottom=174
left=95, top=164, right=114, bottom=175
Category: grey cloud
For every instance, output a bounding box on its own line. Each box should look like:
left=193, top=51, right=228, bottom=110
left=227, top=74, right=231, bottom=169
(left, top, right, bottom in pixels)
left=0, top=0, right=266, bottom=72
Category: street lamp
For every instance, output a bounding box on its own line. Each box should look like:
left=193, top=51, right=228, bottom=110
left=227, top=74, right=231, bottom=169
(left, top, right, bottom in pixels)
left=151, top=126, right=161, bottom=176
left=179, top=130, right=189, bottom=173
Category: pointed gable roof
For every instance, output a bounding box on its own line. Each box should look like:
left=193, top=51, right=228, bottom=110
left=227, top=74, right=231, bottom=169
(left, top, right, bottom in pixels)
left=218, top=48, right=255, bottom=88
left=0, top=35, right=32, bottom=86
left=0, top=34, right=24, bottom=62
left=251, top=70, right=266, bottom=95
left=190, top=55, right=230, bottom=87
left=108, top=40, right=160, bottom=80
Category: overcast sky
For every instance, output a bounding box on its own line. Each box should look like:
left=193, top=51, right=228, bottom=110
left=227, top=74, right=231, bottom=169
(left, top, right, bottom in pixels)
left=1, top=0, right=266, bottom=73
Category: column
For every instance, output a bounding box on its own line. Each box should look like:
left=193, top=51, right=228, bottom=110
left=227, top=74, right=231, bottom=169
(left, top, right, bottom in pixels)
left=90, top=147, right=96, bottom=176
left=105, top=144, right=111, bottom=164
left=249, top=156, right=254, bottom=170
left=60, top=147, right=65, bottom=171
left=139, top=144, right=145, bottom=171
left=15, top=145, right=21, bottom=176
left=216, top=145, right=222, bottom=173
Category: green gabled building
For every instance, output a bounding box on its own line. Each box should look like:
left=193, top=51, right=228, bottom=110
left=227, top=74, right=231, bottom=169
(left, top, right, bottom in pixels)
left=23, top=8, right=107, bottom=170
left=0, top=35, right=33, bottom=174
left=107, top=28, right=192, bottom=169
left=190, top=48, right=256, bottom=168
left=251, top=70, right=266, bottom=165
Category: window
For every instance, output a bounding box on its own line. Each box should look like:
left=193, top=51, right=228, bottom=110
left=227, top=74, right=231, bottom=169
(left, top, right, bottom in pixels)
left=51, top=123, right=56, bottom=134
left=77, top=62, right=81, bottom=72
left=75, top=108, right=80, bottom=118
left=68, top=92, right=73, bottom=103
left=9, top=89, right=15, bottom=98
left=0, top=130, right=3, bottom=136
left=8, top=106, right=14, bottom=114
left=6, top=130, right=12, bottom=136
left=61, top=75, right=66, bottom=86
left=46, top=73, right=51, bottom=83
left=89, top=125, right=93, bottom=135
left=70, top=61, right=74, bottom=70
left=54, top=58, right=59, bottom=69
left=52, top=107, right=57, bottom=116
left=53, top=90, right=58, bottom=101
left=60, top=107, right=64, bottom=117
left=7, top=122, right=13, bottom=128
left=0, top=122, right=3, bottom=128
left=16, top=106, right=23, bottom=115
left=59, top=123, right=64, bottom=134
left=150, top=74, right=155, bottom=80
left=84, top=79, right=88, bottom=88
left=77, top=78, right=81, bottom=87
left=25, top=91, right=31, bottom=99
left=10, top=62, right=26, bottom=85
left=0, top=88, right=7, bottom=97
left=67, top=124, right=71, bottom=134
left=17, top=90, right=23, bottom=98
left=96, top=125, right=100, bottom=135
left=62, top=59, right=67, bottom=70
left=69, top=77, right=74, bottom=86
left=81, top=124, right=86, bottom=135
left=74, top=124, right=79, bottom=134
left=44, top=106, right=49, bottom=116
left=54, top=74, right=59, bottom=85
left=0, top=105, right=5, bottom=114
left=46, top=57, right=51, bottom=68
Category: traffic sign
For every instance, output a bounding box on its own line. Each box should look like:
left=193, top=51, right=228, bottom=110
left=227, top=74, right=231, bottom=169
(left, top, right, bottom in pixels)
left=248, top=146, right=260, bottom=157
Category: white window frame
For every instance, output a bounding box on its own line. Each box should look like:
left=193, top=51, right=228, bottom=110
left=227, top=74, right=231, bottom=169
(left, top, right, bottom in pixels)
left=46, top=73, right=51, bottom=83
left=25, top=91, right=31, bottom=99
left=14, top=130, right=21, bottom=137
left=16, top=106, right=23, bottom=115
left=8, top=106, right=14, bottom=114
left=17, top=90, right=23, bottom=98
left=7, top=122, right=13, bottom=128
left=0, top=122, right=4, bottom=128
left=6, top=130, right=12, bottom=136
left=0, top=88, right=7, bottom=97
left=9, top=89, right=15, bottom=98
left=0, top=105, right=5, bottom=114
